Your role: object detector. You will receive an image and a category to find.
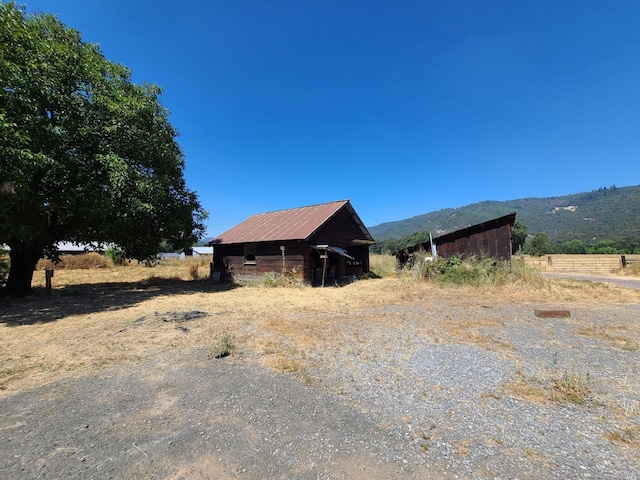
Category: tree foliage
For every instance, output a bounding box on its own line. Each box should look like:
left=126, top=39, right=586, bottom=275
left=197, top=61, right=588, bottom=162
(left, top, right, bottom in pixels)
left=524, top=232, right=552, bottom=256
left=0, top=3, right=207, bottom=294
left=511, top=221, right=528, bottom=254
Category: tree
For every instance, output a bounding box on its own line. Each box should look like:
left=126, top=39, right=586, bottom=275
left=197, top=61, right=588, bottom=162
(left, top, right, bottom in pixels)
left=525, top=232, right=552, bottom=257
left=558, top=239, right=586, bottom=254
left=0, top=3, right=207, bottom=295
left=511, top=221, right=528, bottom=254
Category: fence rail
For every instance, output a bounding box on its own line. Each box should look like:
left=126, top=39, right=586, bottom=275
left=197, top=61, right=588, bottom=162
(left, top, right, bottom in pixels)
left=522, top=254, right=640, bottom=273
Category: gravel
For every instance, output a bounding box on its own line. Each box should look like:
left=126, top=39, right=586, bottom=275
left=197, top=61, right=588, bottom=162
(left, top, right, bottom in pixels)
left=1, top=299, right=639, bottom=479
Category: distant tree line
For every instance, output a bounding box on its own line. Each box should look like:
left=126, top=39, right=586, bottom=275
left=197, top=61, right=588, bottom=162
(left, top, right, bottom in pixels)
left=523, top=234, right=640, bottom=256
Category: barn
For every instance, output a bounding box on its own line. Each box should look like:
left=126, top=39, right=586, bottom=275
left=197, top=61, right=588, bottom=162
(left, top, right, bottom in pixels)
left=397, top=213, right=516, bottom=266
left=208, top=200, right=375, bottom=285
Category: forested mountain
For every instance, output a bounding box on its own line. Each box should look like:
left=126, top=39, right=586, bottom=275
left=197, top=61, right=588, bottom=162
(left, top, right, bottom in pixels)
left=369, top=185, right=640, bottom=246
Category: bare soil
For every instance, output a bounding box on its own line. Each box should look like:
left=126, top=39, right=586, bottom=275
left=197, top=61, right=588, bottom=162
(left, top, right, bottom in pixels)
left=1, top=266, right=639, bottom=479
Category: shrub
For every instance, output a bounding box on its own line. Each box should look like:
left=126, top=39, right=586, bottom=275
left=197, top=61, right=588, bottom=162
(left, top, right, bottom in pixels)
left=0, top=247, right=9, bottom=287
left=105, top=246, right=126, bottom=266
left=420, top=256, right=538, bottom=287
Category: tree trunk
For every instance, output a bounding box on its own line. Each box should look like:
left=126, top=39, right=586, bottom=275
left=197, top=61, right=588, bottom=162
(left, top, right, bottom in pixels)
left=5, top=244, right=41, bottom=296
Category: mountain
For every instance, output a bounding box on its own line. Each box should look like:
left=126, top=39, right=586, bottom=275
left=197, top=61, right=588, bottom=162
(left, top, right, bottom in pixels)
left=369, top=185, right=640, bottom=244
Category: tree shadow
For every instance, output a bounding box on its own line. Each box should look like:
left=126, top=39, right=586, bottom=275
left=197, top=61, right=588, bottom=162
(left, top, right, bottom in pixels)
left=0, top=278, right=239, bottom=326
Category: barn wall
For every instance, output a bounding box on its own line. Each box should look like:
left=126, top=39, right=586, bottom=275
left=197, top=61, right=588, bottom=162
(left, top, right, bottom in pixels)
left=213, top=241, right=307, bottom=281
left=436, top=222, right=512, bottom=260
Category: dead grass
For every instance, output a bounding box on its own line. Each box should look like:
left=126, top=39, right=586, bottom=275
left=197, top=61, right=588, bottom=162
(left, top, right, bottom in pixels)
left=36, top=252, right=113, bottom=270
left=370, top=254, right=397, bottom=278
left=502, top=370, right=594, bottom=405
left=1, top=263, right=640, bottom=398
left=578, top=324, right=639, bottom=351
left=606, top=427, right=640, bottom=450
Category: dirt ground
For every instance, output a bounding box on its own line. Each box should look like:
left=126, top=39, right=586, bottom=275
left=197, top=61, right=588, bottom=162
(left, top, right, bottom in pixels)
left=1, top=266, right=639, bottom=479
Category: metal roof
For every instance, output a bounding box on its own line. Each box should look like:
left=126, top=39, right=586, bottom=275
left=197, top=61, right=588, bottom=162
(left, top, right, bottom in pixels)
left=209, top=200, right=374, bottom=245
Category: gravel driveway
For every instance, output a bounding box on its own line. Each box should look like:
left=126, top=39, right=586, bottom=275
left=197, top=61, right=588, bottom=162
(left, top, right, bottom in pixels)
left=1, top=295, right=639, bottom=479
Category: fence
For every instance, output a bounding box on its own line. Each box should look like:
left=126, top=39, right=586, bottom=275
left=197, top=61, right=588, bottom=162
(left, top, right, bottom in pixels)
left=522, top=254, right=640, bottom=273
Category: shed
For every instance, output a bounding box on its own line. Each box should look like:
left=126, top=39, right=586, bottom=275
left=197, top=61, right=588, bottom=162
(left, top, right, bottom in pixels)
left=397, top=213, right=516, bottom=265
left=208, top=200, right=375, bottom=285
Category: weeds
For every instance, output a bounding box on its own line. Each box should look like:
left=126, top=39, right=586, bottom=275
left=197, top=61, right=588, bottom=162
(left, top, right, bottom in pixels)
left=552, top=371, right=593, bottom=405
left=504, top=361, right=594, bottom=406
left=209, top=332, right=235, bottom=359
left=186, top=261, right=199, bottom=281
left=420, top=256, right=543, bottom=287
left=262, top=268, right=303, bottom=288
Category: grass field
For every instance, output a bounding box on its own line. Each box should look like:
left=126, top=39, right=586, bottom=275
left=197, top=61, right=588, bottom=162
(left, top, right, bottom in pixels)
left=2, top=254, right=639, bottom=399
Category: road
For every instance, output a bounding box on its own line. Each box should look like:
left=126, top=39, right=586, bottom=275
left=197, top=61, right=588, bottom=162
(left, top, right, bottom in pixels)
left=544, top=272, right=640, bottom=290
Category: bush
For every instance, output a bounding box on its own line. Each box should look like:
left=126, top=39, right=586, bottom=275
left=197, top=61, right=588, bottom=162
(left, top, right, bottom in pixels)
left=420, top=256, right=537, bottom=287
left=0, top=247, right=9, bottom=287
left=105, top=246, right=126, bottom=266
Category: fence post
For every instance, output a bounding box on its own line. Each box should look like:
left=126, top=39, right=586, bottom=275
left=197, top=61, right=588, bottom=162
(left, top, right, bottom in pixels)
left=45, top=269, right=54, bottom=291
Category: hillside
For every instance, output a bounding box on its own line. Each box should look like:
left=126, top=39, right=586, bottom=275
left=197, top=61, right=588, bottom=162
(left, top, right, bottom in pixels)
left=369, top=185, right=640, bottom=244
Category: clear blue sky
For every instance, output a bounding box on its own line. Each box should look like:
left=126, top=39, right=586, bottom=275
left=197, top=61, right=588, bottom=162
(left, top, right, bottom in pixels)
left=20, top=1, right=640, bottom=237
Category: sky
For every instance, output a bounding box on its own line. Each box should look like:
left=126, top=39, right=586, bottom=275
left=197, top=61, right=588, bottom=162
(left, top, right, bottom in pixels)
left=17, top=1, right=640, bottom=237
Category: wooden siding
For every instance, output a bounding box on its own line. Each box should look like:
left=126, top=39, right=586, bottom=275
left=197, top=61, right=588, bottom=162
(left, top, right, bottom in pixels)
left=309, top=208, right=368, bottom=247
left=225, top=254, right=305, bottom=280
left=213, top=241, right=306, bottom=281
left=436, top=222, right=512, bottom=260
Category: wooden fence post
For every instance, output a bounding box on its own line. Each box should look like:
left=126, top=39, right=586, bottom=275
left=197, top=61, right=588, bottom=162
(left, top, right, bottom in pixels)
left=45, top=269, right=54, bottom=291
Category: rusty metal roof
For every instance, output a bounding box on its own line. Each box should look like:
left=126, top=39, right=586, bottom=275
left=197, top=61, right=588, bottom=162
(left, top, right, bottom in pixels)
left=210, top=200, right=373, bottom=245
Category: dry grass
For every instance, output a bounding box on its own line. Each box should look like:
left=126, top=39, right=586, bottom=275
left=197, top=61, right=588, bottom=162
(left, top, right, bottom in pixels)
left=503, top=369, right=594, bottom=405
left=369, top=254, right=397, bottom=278
left=2, top=262, right=640, bottom=398
left=606, top=427, right=640, bottom=450
left=36, top=252, right=113, bottom=270
left=577, top=324, right=639, bottom=351
left=623, top=262, right=640, bottom=277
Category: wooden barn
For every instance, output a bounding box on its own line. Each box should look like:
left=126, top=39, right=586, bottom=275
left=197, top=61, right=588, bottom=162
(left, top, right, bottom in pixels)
left=397, top=213, right=516, bottom=265
left=208, top=200, right=375, bottom=285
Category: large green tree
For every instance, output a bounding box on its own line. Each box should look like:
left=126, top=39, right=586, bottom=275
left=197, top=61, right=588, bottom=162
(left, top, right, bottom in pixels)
left=511, top=221, right=528, bottom=254
left=0, top=3, right=207, bottom=294
left=524, top=232, right=552, bottom=257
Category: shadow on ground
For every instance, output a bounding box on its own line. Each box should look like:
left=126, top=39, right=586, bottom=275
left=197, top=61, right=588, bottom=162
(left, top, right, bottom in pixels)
left=0, top=278, right=238, bottom=326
